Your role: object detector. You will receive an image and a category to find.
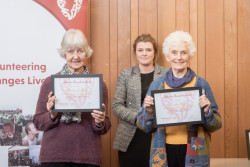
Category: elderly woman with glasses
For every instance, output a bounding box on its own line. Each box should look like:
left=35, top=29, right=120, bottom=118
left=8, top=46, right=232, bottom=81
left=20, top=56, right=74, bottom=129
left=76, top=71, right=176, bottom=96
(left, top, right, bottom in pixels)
left=137, top=31, right=222, bottom=167
left=33, top=29, right=111, bottom=167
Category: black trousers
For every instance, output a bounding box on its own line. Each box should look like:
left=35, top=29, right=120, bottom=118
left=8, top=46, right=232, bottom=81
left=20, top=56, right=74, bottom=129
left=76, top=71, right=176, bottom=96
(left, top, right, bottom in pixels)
left=41, top=162, right=99, bottom=167
left=166, top=144, right=187, bottom=167
left=118, top=128, right=151, bottom=167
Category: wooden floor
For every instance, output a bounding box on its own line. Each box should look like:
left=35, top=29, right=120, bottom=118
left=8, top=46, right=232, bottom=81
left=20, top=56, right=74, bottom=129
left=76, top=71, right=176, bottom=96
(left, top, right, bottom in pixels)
left=210, top=158, right=250, bottom=167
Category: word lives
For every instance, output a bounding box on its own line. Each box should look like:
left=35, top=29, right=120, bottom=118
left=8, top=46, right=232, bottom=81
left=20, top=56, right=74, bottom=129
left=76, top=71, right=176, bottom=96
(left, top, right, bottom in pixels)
left=27, top=76, right=45, bottom=85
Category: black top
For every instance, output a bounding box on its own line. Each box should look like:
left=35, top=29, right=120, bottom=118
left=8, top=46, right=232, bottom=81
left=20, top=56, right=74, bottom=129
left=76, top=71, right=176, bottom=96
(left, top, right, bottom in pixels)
left=141, top=71, right=154, bottom=105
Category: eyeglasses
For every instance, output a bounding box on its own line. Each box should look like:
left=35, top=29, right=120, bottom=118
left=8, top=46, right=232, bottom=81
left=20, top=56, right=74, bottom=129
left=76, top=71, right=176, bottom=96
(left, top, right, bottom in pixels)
left=66, top=48, right=85, bottom=55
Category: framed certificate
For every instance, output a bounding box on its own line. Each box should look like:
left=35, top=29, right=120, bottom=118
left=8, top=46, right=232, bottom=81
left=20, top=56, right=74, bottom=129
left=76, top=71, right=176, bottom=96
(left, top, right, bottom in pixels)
left=51, top=74, right=103, bottom=112
left=151, top=87, right=204, bottom=127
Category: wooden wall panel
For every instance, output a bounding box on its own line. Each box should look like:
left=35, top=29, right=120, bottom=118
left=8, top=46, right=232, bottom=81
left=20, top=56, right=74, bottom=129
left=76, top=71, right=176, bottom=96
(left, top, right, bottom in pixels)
left=157, top=0, right=175, bottom=68
left=130, top=0, right=139, bottom=66
left=90, top=1, right=111, bottom=167
left=224, top=0, right=238, bottom=158
left=138, top=0, right=157, bottom=37
left=205, top=0, right=225, bottom=157
left=87, top=0, right=250, bottom=166
left=117, top=0, right=131, bottom=72
left=238, top=0, right=250, bottom=158
left=176, top=0, right=189, bottom=32
left=197, top=0, right=206, bottom=78
left=189, top=0, right=198, bottom=73
left=109, top=0, right=119, bottom=166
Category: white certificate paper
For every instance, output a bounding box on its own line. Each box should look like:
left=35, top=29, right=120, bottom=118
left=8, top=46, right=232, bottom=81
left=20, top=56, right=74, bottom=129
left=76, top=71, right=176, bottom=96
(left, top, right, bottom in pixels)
left=52, top=74, right=102, bottom=112
left=152, top=87, right=204, bottom=127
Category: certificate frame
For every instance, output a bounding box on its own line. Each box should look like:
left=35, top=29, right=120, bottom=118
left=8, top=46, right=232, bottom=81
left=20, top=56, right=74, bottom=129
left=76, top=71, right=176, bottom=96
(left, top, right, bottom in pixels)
left=246, top=130, right=250, bottom=160
left=51, top=74, right=103, bottom=112
left=151, top=87, right=204, bottom=127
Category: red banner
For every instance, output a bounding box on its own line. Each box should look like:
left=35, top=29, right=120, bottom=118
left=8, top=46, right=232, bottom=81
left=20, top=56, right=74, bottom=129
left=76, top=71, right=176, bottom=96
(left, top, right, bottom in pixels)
left=33, top=0, right=88, bottom=38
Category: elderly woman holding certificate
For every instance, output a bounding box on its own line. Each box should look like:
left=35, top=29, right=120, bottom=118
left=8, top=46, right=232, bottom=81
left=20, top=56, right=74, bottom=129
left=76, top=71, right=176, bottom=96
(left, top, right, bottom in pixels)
left=33, top=29, right=111, bottom=167
left=137, top=31, right=222, bottom=167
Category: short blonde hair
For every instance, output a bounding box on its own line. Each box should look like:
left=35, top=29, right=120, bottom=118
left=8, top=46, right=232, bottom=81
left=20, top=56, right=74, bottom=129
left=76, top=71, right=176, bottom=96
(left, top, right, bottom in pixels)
left=58, top=29, right=93, bottom=58
left=162, top=31, right=196, bottom=58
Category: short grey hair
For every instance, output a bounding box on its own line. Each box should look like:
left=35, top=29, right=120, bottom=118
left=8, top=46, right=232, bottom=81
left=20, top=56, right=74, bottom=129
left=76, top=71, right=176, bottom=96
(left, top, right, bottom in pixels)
left=162, top=31, right=196, bottom=57
left=58, top=29, right=93, bottom=58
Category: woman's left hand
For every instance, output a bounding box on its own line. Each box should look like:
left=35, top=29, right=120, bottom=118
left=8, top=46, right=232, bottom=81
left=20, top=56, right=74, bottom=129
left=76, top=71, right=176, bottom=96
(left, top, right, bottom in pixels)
left=91, top=103, right=106, bottom=126
left=199, top=95, right=211, bottom=115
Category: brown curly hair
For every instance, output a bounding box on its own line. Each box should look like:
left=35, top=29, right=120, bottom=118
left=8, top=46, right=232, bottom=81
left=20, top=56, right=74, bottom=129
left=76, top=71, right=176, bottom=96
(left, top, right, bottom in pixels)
left=133, top=34, right=158, bottom=62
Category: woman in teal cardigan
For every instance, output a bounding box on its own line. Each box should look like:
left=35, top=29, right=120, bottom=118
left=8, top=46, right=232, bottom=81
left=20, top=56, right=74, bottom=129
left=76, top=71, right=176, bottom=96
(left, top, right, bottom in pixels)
left=137, top=31, right=222, bottom=167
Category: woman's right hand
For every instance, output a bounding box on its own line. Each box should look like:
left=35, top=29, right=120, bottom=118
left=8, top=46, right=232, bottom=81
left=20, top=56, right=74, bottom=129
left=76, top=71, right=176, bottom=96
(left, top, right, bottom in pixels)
left=46, top=91, right=57, bottom=119
left=143, top=95, right=154, bottom=116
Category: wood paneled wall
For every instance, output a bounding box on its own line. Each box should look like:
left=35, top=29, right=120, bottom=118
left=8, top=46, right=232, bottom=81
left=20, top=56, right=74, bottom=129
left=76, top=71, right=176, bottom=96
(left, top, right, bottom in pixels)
left=88, top=0, right=250, bottom=166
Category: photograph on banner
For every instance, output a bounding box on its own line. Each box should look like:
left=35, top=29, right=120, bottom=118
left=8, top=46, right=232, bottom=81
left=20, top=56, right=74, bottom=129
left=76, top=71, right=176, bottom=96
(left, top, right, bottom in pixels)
left=152, top=87, right=204, bottom=127
left=0, top=109, right=23, bottom=146
left=22, top=122, right=43, bottom=146
left=52, top=74, right=103, bottom=112
left=8, top=146, right=30, bottom=166
left=0, top=110, right=43, bottom=147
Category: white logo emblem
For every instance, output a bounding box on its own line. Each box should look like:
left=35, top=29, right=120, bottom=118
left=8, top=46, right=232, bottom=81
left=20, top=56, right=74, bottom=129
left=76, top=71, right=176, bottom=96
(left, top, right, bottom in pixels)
left=57, top=0, right=82, bottom=20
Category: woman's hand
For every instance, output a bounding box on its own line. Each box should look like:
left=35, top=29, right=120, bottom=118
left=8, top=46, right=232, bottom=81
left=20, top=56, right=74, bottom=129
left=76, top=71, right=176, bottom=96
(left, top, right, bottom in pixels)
left=46, top=91, right=57, bottom=119
left=143, top=95, right=154, bottom=116
left=91, top=103, right=106, bottom=126
left=199, top=94, right=211, bottom=115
